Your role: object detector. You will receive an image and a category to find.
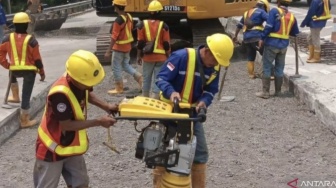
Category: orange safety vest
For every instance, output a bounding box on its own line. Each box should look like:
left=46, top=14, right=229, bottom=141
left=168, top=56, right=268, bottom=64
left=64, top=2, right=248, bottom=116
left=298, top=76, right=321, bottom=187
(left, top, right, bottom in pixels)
left=9, top=33, right=37, bottom=71
left=312, top=0, right=331, bottom=21
left=115, top=13, right=134, bottom=44
left=37, top=75, right=89, bottom=156
left=269, top=8, right=295, bottom=39
left=243, top=8, right=264, bottom=32
left=160, top=48, right=219, bottom=104
left=143, top=20, right=165, bottom=54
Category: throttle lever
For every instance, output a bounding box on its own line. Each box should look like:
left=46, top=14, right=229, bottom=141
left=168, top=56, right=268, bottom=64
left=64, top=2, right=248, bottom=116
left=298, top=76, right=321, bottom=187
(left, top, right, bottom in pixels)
left=197, top=107, right=207, bottom=123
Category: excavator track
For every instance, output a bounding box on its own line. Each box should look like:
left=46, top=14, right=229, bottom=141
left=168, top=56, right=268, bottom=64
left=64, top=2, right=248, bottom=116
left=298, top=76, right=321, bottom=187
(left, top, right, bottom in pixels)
left=95, top=22, right=113, bottom=65
left=190, top=19, right=228, bottom=47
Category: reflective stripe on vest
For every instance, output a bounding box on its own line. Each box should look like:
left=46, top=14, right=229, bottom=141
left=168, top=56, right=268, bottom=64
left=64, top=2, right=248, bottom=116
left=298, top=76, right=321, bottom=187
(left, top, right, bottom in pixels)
left=9, top=33, right=37, bottom=71
left=243, top=8, right=264, bottom=32
left=313, top=0, right=331, bottom=21
left=144, top=20, right=165, bottom=54
left=116, top=13, right=134, bottom=44
left=38, top=84, right=89, bottom=156
left=160, top=48, right=219, bottom=104
left=269, top=8, right=295, bottom=39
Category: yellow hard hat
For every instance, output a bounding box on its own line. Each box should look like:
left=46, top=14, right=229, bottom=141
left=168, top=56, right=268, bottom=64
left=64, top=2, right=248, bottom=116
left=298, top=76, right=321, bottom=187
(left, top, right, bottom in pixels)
left=257, top=0, right=270, bottom=12
left=206, top=33, right=234, bottom=67
left=66, top=50, right=105, bottom=87
left=148, top=0, right=163, bottom=12
left=113, top=0, right=127, bottom=6
left=13, top=12, right=31, bottom=23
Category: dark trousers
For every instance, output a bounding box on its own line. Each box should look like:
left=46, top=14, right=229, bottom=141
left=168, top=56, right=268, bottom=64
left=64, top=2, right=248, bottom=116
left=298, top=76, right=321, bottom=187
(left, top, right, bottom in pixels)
left=10, top=70, right=36, bottom=110
left=245, top=41, right=264, bottom=61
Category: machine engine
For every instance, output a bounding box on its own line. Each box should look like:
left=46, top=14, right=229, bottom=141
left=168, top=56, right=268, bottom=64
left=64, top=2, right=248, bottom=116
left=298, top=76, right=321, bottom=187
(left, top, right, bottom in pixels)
left=135, top=121, right=197, bottom=175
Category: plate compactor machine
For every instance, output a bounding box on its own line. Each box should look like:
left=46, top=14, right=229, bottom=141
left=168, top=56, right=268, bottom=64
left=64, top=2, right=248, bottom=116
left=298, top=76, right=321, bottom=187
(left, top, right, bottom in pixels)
left=114, top=96, right=207, bottom=187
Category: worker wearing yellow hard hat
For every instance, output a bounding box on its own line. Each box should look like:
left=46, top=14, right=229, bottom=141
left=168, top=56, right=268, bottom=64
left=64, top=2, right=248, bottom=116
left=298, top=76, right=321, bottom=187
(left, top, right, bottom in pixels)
left=0, top=12, right=44, bottom=128
left=233, top=0, right=269, bottom=79
left=300, top=0, right=331, bottom=63
left=155, top=33, right=233, bottom=188
left=256, top=0, right=299, bottom=99
left=136, top=0, right=171, bottom=101
left=104, top=0, right=143, bottom=94
left=34, top=50, right=118, bottom=188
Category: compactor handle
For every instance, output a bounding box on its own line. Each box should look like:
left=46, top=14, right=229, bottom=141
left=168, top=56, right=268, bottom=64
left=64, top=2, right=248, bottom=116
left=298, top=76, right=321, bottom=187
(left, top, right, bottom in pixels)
left=197, top=107, right=207, bottom=123
left=173, top=97, right=180, bottom=113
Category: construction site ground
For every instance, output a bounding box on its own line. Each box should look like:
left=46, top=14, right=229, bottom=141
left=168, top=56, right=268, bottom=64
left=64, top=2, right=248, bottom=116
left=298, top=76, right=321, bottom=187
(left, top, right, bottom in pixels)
left=1, top=2, right=336, bottom=187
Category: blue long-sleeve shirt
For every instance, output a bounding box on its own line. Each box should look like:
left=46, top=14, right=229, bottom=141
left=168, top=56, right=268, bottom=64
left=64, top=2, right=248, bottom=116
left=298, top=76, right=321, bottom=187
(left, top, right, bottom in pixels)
left=0, top=5, right=6, bottom=25
left=261, top=6, right=300, bottom=49
left=156, top=46, right=219, bottom=107
left=237, top=7, right=269, bottom=41
left=300, top=0, right=331, bottom=28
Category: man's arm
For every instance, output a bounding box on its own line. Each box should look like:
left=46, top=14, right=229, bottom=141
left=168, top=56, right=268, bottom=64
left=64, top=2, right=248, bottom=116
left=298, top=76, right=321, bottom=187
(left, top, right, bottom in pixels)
left=156, top=51, right=186, bottom=99
left=88, top=91, right=118, bottom=114
left=50, top=93, right=116, bottom=131
left=198, top=72, right=219, bottom=107
left=29, top=37, right=45, bottom=80
left=300, top=0, right=318, bottom=27
left=162, top=23, right=171, bottom=57
left=0, top=36, right=9, bottom=69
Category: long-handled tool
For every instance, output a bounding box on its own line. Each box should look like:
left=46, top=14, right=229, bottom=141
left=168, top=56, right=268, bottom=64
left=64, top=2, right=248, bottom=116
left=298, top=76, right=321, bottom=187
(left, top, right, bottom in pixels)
left=103, top=126, right=120, bottom=154
left=217, top=67, right=235, bottom=102
left=2, top=71, right=15, bottom=109
left=291, top=37, right=302, bottom=78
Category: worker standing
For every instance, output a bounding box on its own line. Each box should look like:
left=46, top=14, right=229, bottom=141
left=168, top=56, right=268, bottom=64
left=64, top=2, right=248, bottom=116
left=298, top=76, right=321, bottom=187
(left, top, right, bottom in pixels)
left=233, top=0, right=269, bottom=79
left=300, top=0, right=331, bottom=63
left=0, top=12, right=45, bottom=128
left=104, top=0, right=142, bottom=94
left=34, top=50, right=118, bottom=188
left=136, top=0, right=170, bottom=99
left=156, top=33, right=234, bottom=188
left=256, top=0, right=299, bottom=99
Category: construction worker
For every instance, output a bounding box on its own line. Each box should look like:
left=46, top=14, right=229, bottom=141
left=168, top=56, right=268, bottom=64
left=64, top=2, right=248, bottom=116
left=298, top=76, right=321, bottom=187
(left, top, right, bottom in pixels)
left=104, top=0, right=142, bottom=94
left=0, top=12, right=45, bottom=128
left=34, top=50, right=118, bottom=188
left=136, top=0, right=170, bottom=99
left=300, top=0, right=331, bottom=63
left=156, top=33, right=234, bottom=188
left=256, top=0, right=299, bottom=99
left=233, top=0, right=269, bottom=79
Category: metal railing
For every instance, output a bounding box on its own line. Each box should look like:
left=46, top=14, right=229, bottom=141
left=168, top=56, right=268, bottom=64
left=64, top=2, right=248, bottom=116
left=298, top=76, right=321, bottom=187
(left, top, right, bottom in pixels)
left=6, top=0, right=92, bottom=22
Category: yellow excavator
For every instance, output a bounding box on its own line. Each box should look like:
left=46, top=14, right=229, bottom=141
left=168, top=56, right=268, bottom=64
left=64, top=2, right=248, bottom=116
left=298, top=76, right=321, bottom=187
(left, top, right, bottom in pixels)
left=92, top=0, right=258, bottom=64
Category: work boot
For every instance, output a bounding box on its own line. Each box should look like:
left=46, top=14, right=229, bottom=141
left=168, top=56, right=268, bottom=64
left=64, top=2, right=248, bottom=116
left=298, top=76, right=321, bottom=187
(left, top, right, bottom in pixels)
left=255, top=77, right=270, bottom=99
left=307, top=48, right=321, bottom=63
left=274, top=76, right=283, bottom=96
left=7, top=83, right=20, bottom=103
left=247, top=61, right=255, bottom=79
left=107, top=81, right=124, bottom=94
left=133, top=72, right=143, bottom=90
left=20, top=108, right=38, bottom=128
left=307, top=45, right=314, bottom=60
left=153, top=166, right=165, bottom=188
left=191, top=163, right=206, bottom=188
